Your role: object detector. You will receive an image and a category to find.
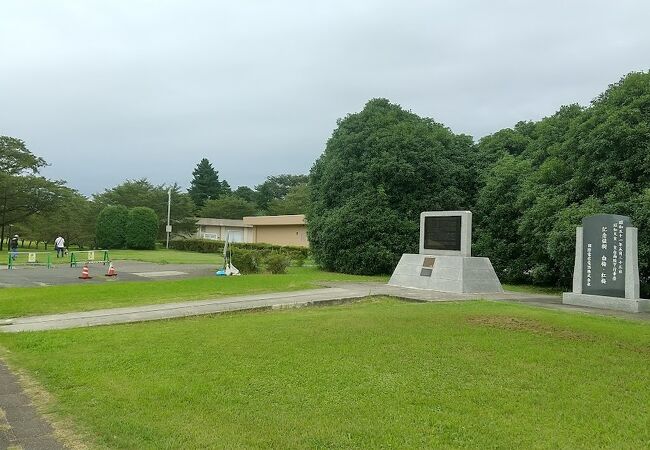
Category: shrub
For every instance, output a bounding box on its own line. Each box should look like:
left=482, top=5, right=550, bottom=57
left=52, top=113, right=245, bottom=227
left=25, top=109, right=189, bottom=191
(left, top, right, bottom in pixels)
left=294, top=253, right=306, bottom=267
left=170, top=239, right=309, bottom=260
left=265, top=253, right=290, bottom=274
left=230, top=248, right=259, bottom=274
left=126, top=207, right=159, bottom=250
left=95, top=205, right=128, bottom=249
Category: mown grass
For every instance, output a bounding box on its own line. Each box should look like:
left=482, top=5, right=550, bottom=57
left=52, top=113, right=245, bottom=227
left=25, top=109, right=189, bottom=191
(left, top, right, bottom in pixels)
left=0, top=299, right=648, bottom=449
left=36, top=248, right=225, bottom=266
left=0, top=266, right=387, bottom=319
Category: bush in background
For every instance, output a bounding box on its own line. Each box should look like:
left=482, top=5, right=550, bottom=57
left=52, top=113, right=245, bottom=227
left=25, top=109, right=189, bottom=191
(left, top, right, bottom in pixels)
left=171, top=239, right=309, bottom=260
left=126, top=207, right=159, bottom=250
left=95, top=205, right=128, bottom=249
left=293, top=253, right=306, bottom=267
left=265, top=253, right=290, bottom=274
left=230, top=248, right=260, bottom=274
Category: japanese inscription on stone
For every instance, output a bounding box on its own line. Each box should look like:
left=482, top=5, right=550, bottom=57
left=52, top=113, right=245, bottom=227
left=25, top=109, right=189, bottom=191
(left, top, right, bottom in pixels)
left=582, top=214, right=631, bottom=298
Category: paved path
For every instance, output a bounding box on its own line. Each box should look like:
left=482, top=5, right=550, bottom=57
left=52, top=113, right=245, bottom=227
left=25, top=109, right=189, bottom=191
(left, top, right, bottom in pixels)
left=4, top=282, right=645, bottom=333
left=0, top=361, right=65, bottom=450
left=0, top=261, right=217, bottom=288
left=0, top=287, right=369, bottom=332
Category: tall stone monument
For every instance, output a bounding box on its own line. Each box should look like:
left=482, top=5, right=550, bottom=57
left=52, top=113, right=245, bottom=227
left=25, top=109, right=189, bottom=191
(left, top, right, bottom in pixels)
left=562, top=214, right=649, bottom=313
left=389, top=211, right=503, bottom=293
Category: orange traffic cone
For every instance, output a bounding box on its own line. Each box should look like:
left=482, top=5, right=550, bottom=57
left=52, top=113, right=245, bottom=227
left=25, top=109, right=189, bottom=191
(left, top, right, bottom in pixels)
left=78, top=264, right=92, bottom=280
left=105, top=262, right=117, bottom=277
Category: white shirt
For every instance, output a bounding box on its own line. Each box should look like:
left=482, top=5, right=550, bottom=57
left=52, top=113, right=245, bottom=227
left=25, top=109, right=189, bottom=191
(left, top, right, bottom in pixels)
left=55, top=236, right=65, bottom=248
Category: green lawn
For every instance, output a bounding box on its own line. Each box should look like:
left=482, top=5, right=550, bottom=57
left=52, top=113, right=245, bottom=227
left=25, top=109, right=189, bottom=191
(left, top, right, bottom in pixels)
left=32, top=248, right=224, bottom=266
left=0, top=299, right=648, bottom=449
left=0, top=267, right=387, bottom=319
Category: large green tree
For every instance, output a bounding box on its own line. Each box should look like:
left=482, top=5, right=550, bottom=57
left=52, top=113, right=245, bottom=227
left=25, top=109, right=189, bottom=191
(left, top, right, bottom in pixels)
left=308, top=98, right=477, bottom=274
left=0, top=136, right=46, bottom=174
left=188, top=158, right=222, bottom=207
left=0, top=137, right=67, bottom=250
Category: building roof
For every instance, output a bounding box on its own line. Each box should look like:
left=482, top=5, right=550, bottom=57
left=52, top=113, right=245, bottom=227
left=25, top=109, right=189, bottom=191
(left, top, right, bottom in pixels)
left=243, top=214, right=306, bottom=226
left=195, top=218, right=253, bottom=228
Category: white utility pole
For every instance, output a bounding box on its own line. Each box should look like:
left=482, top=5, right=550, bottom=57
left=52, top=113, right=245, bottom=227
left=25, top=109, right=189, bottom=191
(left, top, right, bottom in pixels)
left=166, top=188, right=172, bottom=249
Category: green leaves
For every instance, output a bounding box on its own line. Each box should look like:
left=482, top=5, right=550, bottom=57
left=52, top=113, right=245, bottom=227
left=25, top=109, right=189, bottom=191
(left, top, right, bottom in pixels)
left=126, top=207, right=159, bottom=250
left=308, top=98, right=476, bottom=275
left=0, top=136, right=47, bottom=175
left=188, top=158, right=222, bottom=208
left=474, top=71, right=650, bottom=294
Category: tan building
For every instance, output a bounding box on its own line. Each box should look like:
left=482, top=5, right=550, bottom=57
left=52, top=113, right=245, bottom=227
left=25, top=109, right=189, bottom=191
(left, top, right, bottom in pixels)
left=195, top=214, right=308, bottom=247
left=243, top=214, right=308, bottom=247
left=195, top=218, right=254, bottom=243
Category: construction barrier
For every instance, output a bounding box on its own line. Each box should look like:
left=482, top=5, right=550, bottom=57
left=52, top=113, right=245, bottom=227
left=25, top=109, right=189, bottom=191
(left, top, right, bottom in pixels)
left=70, top=250, right=110, bottom=268
left=7, top=251, right=53, bottom=269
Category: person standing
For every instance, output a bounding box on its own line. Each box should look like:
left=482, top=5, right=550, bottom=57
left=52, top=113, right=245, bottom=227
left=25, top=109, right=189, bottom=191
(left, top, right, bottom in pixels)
left=9, top=235, right=19, bottom=261
left=54, top=235, right=66, bottom=258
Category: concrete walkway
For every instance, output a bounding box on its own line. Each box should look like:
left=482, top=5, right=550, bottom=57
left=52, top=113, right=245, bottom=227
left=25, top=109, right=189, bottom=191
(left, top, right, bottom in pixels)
left=0, top=287, right=368, bottom=332
left=1, top=283, right=648, bottom=333
left=0, top=361, right=65, bottom=450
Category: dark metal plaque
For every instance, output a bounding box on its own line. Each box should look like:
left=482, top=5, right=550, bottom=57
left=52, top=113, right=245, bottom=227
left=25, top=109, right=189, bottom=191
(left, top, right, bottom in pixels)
left=423, top=216, right=461, bottom=251
left=420, top=268, right=433, bottom=277
left=582, top=214, right=631, bottom=298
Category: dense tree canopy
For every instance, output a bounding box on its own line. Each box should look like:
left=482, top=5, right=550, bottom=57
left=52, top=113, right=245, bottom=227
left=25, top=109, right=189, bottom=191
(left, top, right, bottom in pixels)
left=255, top=174, right=308, bottom=211
left=474, top=71, right=650, bottom=294
left=267, top=183, right=310, bottom=215
left=308, top=98, right=477, bottom=274
left=200, top=195, right=257, bottom=220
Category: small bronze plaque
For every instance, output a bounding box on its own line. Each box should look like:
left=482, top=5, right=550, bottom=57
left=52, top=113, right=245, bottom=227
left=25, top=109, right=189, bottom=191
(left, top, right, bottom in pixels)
left=423, top=257, right=436, bottom=268
left=420, top=268, right=433, bottom=277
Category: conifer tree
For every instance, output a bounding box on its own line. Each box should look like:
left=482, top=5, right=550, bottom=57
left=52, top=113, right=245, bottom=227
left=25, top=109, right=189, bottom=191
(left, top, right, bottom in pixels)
left=188, top=158, right=222, bottom=207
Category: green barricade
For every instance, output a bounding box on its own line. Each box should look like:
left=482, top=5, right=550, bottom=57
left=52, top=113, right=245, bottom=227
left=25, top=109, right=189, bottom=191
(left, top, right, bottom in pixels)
left=69, top=250, right=110, bottom=268
left=7, top=251, right=52, bottom=269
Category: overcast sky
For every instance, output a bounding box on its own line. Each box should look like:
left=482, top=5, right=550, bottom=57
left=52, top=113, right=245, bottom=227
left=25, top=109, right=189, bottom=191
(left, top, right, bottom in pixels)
left=1, top=1, right=649, bottom=195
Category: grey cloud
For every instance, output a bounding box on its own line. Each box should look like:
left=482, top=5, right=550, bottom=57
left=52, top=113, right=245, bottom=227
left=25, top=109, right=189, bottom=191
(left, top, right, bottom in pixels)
left=1, top=0, right=649, bottom=194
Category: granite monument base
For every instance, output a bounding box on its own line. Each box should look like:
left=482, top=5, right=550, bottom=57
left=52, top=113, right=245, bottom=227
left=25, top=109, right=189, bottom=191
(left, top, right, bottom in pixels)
left=562, top=293, right=650, bottom=313
left=389, top=254, right=503, bottom=293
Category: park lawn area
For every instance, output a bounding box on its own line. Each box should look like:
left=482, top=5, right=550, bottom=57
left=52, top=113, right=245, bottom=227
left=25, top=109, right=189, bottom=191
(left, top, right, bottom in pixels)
left=41, top=248, right=225, bottom=265
left=0, top=299, right=649, bottom=449
left=0, top=266, right=387, bottom=319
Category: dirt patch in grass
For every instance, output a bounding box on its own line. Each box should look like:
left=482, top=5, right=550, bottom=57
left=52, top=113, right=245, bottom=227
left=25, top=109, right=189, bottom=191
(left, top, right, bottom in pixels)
left=467, top=315, right=594, bottom=341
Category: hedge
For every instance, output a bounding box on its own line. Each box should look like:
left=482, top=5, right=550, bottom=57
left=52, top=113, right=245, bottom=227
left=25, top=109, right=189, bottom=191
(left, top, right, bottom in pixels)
left=170, top=239, right=310, bottom=260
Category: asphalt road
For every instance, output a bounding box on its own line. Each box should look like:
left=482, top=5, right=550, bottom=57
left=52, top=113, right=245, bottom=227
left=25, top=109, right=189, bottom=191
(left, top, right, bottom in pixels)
left=0, top=260, right=218, bottom=288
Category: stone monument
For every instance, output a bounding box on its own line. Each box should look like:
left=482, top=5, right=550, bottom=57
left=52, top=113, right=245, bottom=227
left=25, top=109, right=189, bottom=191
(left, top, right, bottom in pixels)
left=388, top=211, right=503, bottom=293
left=562, top=214, right=649, bottom=313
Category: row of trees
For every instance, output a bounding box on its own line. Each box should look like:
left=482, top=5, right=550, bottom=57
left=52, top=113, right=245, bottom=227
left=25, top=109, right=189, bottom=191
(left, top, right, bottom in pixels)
left=187, top=158, right=309, bottom=219
left=1, top=138, right=309, bottom=250
left=307, top=71, right=650, bottom=295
